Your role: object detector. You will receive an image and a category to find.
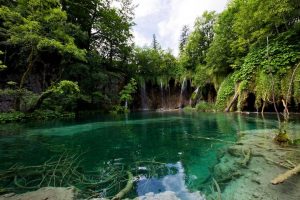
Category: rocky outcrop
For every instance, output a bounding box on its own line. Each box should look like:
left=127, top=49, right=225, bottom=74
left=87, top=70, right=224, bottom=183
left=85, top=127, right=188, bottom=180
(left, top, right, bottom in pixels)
left=0, top=94, right=15, bottom=112
left=0, top=187, right=77, bottom=200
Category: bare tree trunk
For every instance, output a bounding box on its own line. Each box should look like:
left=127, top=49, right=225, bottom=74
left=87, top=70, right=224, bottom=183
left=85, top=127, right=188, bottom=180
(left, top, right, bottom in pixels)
left=20, top=47, right=35, bottom=89
left=27, top=90, right=53, bottom=113
left=225, top=84, right=240, bottom=112
left=225, top=92, right=239, bottom=112
left=283, top=62, right=300, bottom=121
left=270, top=74, right=281, bottom=124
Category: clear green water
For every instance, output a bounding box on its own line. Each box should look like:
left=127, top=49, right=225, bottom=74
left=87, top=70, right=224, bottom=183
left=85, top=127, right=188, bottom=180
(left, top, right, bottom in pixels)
left=0, top=111, right=288, bottom=198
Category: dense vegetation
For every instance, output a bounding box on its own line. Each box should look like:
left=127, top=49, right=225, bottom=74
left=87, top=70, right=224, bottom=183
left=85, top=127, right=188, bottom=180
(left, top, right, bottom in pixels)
left=1, top=0, right=300, bottom=122
left=180, top=0, right=300, bottom=112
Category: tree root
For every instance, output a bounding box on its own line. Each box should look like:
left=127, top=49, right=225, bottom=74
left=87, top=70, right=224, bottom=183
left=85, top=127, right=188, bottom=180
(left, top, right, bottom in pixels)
left=212, top=178, right=222, bottom=200
left=112, top=171, right=134, bottom=200
left=238, top=148, right=251, bottom=167
left=271, top=164, right=300, bottom=185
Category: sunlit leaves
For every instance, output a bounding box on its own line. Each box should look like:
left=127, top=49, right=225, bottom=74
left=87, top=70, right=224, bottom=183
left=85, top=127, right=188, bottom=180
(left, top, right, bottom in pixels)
left=0, top=0, right=86, bottom=62
left=119, top=78, right=137, bottom=104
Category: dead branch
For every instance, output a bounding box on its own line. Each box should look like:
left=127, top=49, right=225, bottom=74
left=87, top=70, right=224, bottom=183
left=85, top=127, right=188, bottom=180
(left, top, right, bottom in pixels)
left=225, top=83, right=240, bottom=112
left=271, top=164, right=300, bottom=185
left=112, top=171, right=134, bottom=200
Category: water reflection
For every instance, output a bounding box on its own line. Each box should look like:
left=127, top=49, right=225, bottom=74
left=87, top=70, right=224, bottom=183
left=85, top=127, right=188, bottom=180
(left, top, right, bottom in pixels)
left=136, top=162, right=205, bottom=200
left=0, top=111, right=293, bottom=198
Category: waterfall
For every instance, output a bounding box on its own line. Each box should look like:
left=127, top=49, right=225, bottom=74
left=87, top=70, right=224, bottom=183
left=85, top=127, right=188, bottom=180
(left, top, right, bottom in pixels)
left=194, top=87, right=199, bottom=95
left=125, top=100, right=128, bottom=110
left=190, top=87, right=199, bottom=106
left=179, top=77, right=187, bottom=108
left=160, top=80, right=164, bottom=109
left=140, top=81, right=148, bottom=110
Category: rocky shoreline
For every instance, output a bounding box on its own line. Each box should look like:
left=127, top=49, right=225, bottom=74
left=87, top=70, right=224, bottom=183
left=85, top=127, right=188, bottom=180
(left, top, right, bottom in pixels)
left=210, top=129, right=300, bottom=200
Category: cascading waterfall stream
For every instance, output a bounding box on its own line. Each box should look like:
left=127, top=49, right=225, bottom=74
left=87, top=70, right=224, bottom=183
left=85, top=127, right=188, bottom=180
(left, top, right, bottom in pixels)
left=125, top=100, right=128, bottom=110
left=179, top=77, right=187, bottom=108
left=160, top=80, right=164, bottom=109
left=140, top=81, right=148, bottom=110
left=190, top=87, right=199, bottom=106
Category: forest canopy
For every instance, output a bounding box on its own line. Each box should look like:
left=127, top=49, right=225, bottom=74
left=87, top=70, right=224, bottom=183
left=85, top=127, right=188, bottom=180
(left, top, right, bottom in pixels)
left=0, top=0, right=300, bottom=119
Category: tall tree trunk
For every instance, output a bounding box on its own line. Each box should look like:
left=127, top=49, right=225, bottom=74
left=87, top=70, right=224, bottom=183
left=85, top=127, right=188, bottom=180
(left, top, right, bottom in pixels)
left=225, top=83, right=240, bottom=112
left=283, top=62, right=300, bottom=121
left=27, top=90, right=53, bottom=113
left=16, top=47, right=35, bottom=111
left=20, top=47, right=35, bottom=89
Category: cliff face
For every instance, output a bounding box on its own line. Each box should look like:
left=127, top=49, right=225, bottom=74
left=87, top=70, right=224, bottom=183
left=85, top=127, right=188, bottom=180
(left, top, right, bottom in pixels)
left=132, top=79, right=196, bottom=110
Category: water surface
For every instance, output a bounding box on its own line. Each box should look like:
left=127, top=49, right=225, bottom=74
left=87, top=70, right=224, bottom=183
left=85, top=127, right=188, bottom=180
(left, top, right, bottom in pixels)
left=0, top=111, right=290, bottom=198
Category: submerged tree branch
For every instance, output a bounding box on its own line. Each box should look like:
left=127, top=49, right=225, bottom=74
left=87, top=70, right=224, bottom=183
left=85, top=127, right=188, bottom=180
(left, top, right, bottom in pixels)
left=271, top=164, right=300, bottom=185
left=112, top=171, right=134, bottom=200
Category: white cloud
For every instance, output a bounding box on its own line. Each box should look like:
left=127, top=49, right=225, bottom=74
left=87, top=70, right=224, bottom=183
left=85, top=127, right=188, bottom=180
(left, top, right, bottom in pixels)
left=133, top=0, right=228, bottom=56
left=132, top=30, right=152, bottom=47
left=133, top=0, right=161, bottom=18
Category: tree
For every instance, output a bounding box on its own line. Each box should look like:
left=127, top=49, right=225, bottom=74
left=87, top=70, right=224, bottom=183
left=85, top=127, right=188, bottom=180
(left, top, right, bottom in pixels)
left=206, top=4, right=238, bottom=75
left=231, top=0, right=295, bottom=55
left=0, top=0, right=86, bottom=90
left=62, top=0, right=135, bottom=68
left=179, top=25, right=189, bottom=54
left=179, top=11, right=217, bottom=71
left=152, top=34, right=159, bottom=50
left=119, top=78, right=137, bottom=110
left=28, top=80, right=80, bottom=112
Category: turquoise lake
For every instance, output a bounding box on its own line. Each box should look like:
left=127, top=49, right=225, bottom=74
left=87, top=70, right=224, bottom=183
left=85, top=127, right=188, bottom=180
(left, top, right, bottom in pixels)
left=0, top=111, right=294, bottom=199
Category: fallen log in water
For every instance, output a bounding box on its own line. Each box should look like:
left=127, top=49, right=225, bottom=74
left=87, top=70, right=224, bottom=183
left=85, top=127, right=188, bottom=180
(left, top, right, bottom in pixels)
left=271, top=164, right=300, bottom=185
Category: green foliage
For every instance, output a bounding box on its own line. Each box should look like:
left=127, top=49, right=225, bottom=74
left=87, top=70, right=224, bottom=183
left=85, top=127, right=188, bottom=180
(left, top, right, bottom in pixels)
left=0, top=110, right=75, bottom=123
left=179, top=25, right=189, bottom=54
left=233, top=39, right=300, bottom=81
left=206, top=4, right=237, bottom=75
left=0, top=88, right=39, bottom=111
left=0, top=1, right=86, bottom=61
left=0, top=51, right=7, bottom=71
left=40, top=80, right=80, bottom=112
left=49, top=80, right=80, bottom=95
left=294, top=65, right=300, bottom=103
left=29, top=110, right=75, bottom=121
left=133, top=47, right=180, bottom=81
left=183, top=106, right=196, bottom=113
left=119, top=78, right=137, bottom=106
left=215, top=75, right=235, bottom=111
left=0, top=112, right=25, bottom=123
left=1, top=0, right=300, bottom=117
left=231, top=0, right=295, bottom=55
left=195, top=102, right=216, bottom=112
left=110, top=105, right=126, bottom=115
left=179, top=11, right=217, bottom=71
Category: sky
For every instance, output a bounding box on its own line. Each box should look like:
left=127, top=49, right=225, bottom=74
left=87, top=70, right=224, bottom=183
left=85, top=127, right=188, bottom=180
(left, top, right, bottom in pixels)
left=132, top=0, right=229, bottom=56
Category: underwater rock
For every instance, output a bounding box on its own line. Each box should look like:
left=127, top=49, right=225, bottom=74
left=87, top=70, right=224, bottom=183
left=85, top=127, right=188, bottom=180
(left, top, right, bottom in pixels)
left=217, top=129, right=300, bottom=200
left=0, top=187, right=77, bottom=200
left=213, top=156, right=242, bottom=182
left=227, top=145, right=249, bottom=157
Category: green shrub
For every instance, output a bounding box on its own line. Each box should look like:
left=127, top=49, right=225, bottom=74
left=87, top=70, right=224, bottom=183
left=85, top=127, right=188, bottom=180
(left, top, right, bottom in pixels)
left=0, top=112, right=25, bottom=123
left=109, top=105, right=128, bottom=115
left=29, top=110, right=75, bottom=121
left=0, top=110, right=75, bottom=124
left=215, top=75, right=235, bottom=111
left=183, top=106, right=196, bottom=113
left=195, top=102, right=216, bottom=112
